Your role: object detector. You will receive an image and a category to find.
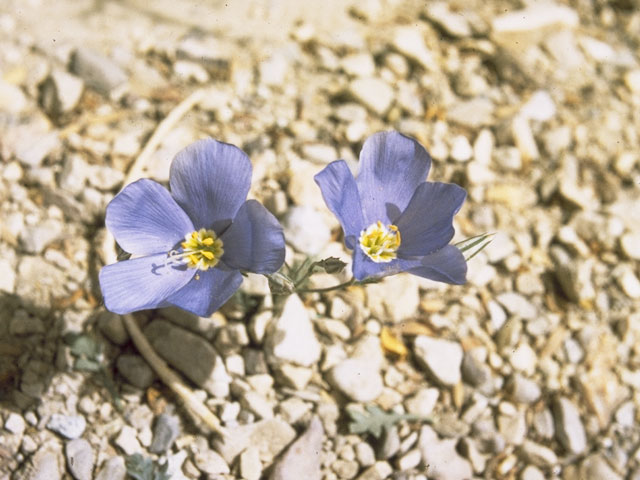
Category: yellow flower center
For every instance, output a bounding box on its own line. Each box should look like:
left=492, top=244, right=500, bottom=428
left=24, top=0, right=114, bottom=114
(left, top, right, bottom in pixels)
left=359, top=221, right=401, bottom=263
left=172, top=228, right=224, bottom=271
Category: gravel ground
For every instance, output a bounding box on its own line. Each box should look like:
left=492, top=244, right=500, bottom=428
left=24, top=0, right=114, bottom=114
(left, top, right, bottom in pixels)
left=1, top=0, right=640, bottom=479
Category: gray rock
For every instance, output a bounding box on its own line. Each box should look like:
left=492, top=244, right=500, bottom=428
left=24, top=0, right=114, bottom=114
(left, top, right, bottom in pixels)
left=39, top=70, right=84, bottom=116
left=65, top=438, right=94, bottom=480
left=212, top=418, right=296, bottom=465
left=240, top=446, right=262, bottom=480
left=283, top=205, right=332, bottom=256
left=114, top=425, right=141, bottom=455
left=392, top=26, right=437, bottom=70
left=413, top=336, right=463, bottom=386
left=149, top=414, right=180, bottom=453
left=47, top=414, right=86, bottom=439
left=97, top=311, right=129, bottom=345
left=496, top=292, right=536, bottom=320
left=59, top=154, right=90, bottom=196
left=70, top=47, right=128, bottom=98
left=348, top=77, right=394, bottom=117
left=94, top=456, right=126, bottom=480
left=532, top=408, right=555, bottom=439
left=88, top=165, right=124, bottom=191
left=553, top=397, right=587, bottom=454
left=16, top=256, right=68, bottom=311
left=116, top=354, right=154, bottom=389
left=193, top=446, right=230, bottom=475
left=461, top=352, right=491, bottom=388
left=419, top=425, right=472, bottom=480
left=405, top=388, right=439, bottom=417
left=329, top=358, right=383, bottom=402
left=270, top=417, right=323, bottom=480
left=265, top=294, right=322, bottom=367
left=144, top=319, right=223, bottom=396
left=15, top=130, right=61, bottom=168
left=4, top=412, right=26, bottom=434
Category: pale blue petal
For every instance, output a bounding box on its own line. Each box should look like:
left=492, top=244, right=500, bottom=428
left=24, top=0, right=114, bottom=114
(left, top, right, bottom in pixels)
left=219, top=200, right=285, bottom=274
left=396, top=182, right=467, bottom=257
left=352, top=247, right=403, bottom=281
left=99, top=254, right=195, bottom=314
left=315, top=160, right=365, bottom=250
left=106, top=179, right=194, bottom=255
left=356, top=132, right=431, bottom=225
left=169, top=138, right=252, bottom=232
left=165, top=268, right=243, bottom=317
left=400, top=246, right=467, bottom=284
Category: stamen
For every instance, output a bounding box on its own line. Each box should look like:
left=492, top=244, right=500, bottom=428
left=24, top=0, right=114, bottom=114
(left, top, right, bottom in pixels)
left=359, top=222, right=401, bottom=263
left=169, top=228, right=224, bottom=271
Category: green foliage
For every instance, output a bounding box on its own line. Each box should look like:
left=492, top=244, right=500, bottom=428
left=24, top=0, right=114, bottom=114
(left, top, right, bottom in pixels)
left=455, top=232, right=495, bottom=261
left=347, top=404, right=427, bottom=439
left=125, top=453, right=170, bottom=480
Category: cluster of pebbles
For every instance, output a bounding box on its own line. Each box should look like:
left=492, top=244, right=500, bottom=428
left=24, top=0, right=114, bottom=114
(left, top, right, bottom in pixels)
left=1, top=0, right=640, bottom=479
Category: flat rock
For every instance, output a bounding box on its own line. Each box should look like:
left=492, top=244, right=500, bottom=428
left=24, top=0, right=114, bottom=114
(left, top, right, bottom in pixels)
left=447, top=97, right=494, bottom=128
left=116, top=354, right=155, bottom=389
left=392, top=26, right=437, bottom=70
left=580, top=454, right=623, bottom=480
left=47, top=414, right=86, bottom=439
left=149, top=414, right=181, bottom=454
left=492, top=3, right=579, bottom=44
left=70, top=47, right=128, bottom=98
left=283, top=205, right=332, bottom=255
left=265, top=294, right=322, bottom=367
left=329, top=358, right=383, bottom=402
left=270, top=417, right=323, bottom=480
left=94, top=456, right=126, bottom=480
left=413, top=336, right=463, bottom=386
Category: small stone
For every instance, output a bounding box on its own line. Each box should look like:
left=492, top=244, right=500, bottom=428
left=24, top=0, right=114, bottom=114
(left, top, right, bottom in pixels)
left=355, top=461, right=393, bottom=480
left=491, top=4, right=578, bottom=41
left=397, top=448, right=421, bottom=471
left=15, top=130, right=61, bottom=168
left=97, top=311, right=129, bottom=345
left=25, top=444, right=63, bottom=480
left=450, top=135, right=473, bottom=162
left=240, top=447, right=262, bottom=480
left=114, top=425, right=141, bottom=456
left=260, top=53, right=288, bottom=87
left=47, top=414, right=86, bottom=439
left=392, top=26, right=437, bottom=70
left=447, top=97, right=494, bottom=128
left=366, top=274, right=419, bottom=322
left=116, top=354, right=154, bottom=389
left=149, top=414, right=180, bottom=453
left=65, top=438, right=94, bottom=480
left=70, top=47, right=128, bottom=98
left=376, top=425, right=400, bottom=459
left=532, top=409, right=555, bottom=439
left=424, top=2, right=471, bottom=37
left=553, top=397, right=587, bottom=454
left=20, top=219, right=63, bottom=254
left=348, top=77, right=394, bottom=117
left=520, top=465, right=545, bottom=480
left=355, top=442, right=376, bottom=467
left=330, top=358, right=383, bottom=402
left=283, top=205, right=332, bottom=255
left=95, top=457, right=126, bottom=480
left=624, top=69, right=640, bottom=93
left=509, top=343, right=537, bottom=375
left=193, top=447, right=230, bottom=475
left=614, top=401, right=635, bottom=428
left=520, top=90, right=556, bottom=121
left=333, top=459, right=359, bottom=479
left=419, top=425, right=472, bottom=480
left=494, top=146, right=522, bottom=171
left=496, top=292, right=536, bottom=320
left=580, top=454, right=623, bottom=480
left=4, top=412, right=26, bottom=434
left=520, top=440, right=558, bottom=468
left=88, top=165, right=124, bottom=191
left=498, top=408, right=527, bottom=446
left=39, top=70, right=84, bottom=116
left=617, top=267, right=640, bottom=299
left=241, top=391, right=274, bottom=419
left=405, top=388, right=439, bottom=417
left=341, top=53, right=376, bottom=77
left=508, top=375, right=541, bottom=404
left=302, top=143, right=338, bottom=164
left=413, top=336, right=463, bottom=387
left=0, top=79, right=28, bottom=114
left=265, top=294, right=322, bottom=367
left=512, top=115, right=539, bottom=161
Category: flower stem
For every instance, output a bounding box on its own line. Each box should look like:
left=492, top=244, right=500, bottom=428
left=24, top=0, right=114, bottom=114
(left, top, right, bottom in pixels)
left=121, top=313, right=227, bottom=437
left=295, top=277, right=357, bottom=293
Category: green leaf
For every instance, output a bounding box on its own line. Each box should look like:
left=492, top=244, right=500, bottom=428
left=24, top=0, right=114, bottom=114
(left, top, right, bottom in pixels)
left=347, top=405, right=426, bottom=439
left=67, top=334, right=101, bottom=359
left=74, top=358, right=102, bottom=372
left=455, top=232, right=495, bottom=261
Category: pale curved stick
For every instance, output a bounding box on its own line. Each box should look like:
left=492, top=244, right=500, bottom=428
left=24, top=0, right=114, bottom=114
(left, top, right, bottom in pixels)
left=105, top=89, right=227, bottom=436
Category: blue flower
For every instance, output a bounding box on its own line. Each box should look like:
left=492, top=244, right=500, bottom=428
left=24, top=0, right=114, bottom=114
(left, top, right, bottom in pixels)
left=315, top=131, right=467, bottom=283
left=99, top=138, right=286, bottom=316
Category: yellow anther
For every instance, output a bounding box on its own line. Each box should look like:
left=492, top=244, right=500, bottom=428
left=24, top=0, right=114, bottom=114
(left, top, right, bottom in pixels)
left=359, top=221, right=401, bottom=263
left=174, top=228, right=224, bottom=271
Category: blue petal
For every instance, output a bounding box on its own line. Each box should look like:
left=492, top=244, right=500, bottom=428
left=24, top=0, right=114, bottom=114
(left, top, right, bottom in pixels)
left=99, top=254, right=196, bottom=314
left=106, top=179, right=194, bottom=255
left=219, top=200, right=285, bottom=274
left=315, top=160, right=365, bottom=250
left=352, top=247, right=403, bottom=281
left=169, top=138, right=252, bottom=232
left=165, top=268, right=243, bottom=317
left=399, top=245, right=467, bottom=284
left=356, top=132, right=431, bottom=225
left=396, top=182, right=467, bottom=257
